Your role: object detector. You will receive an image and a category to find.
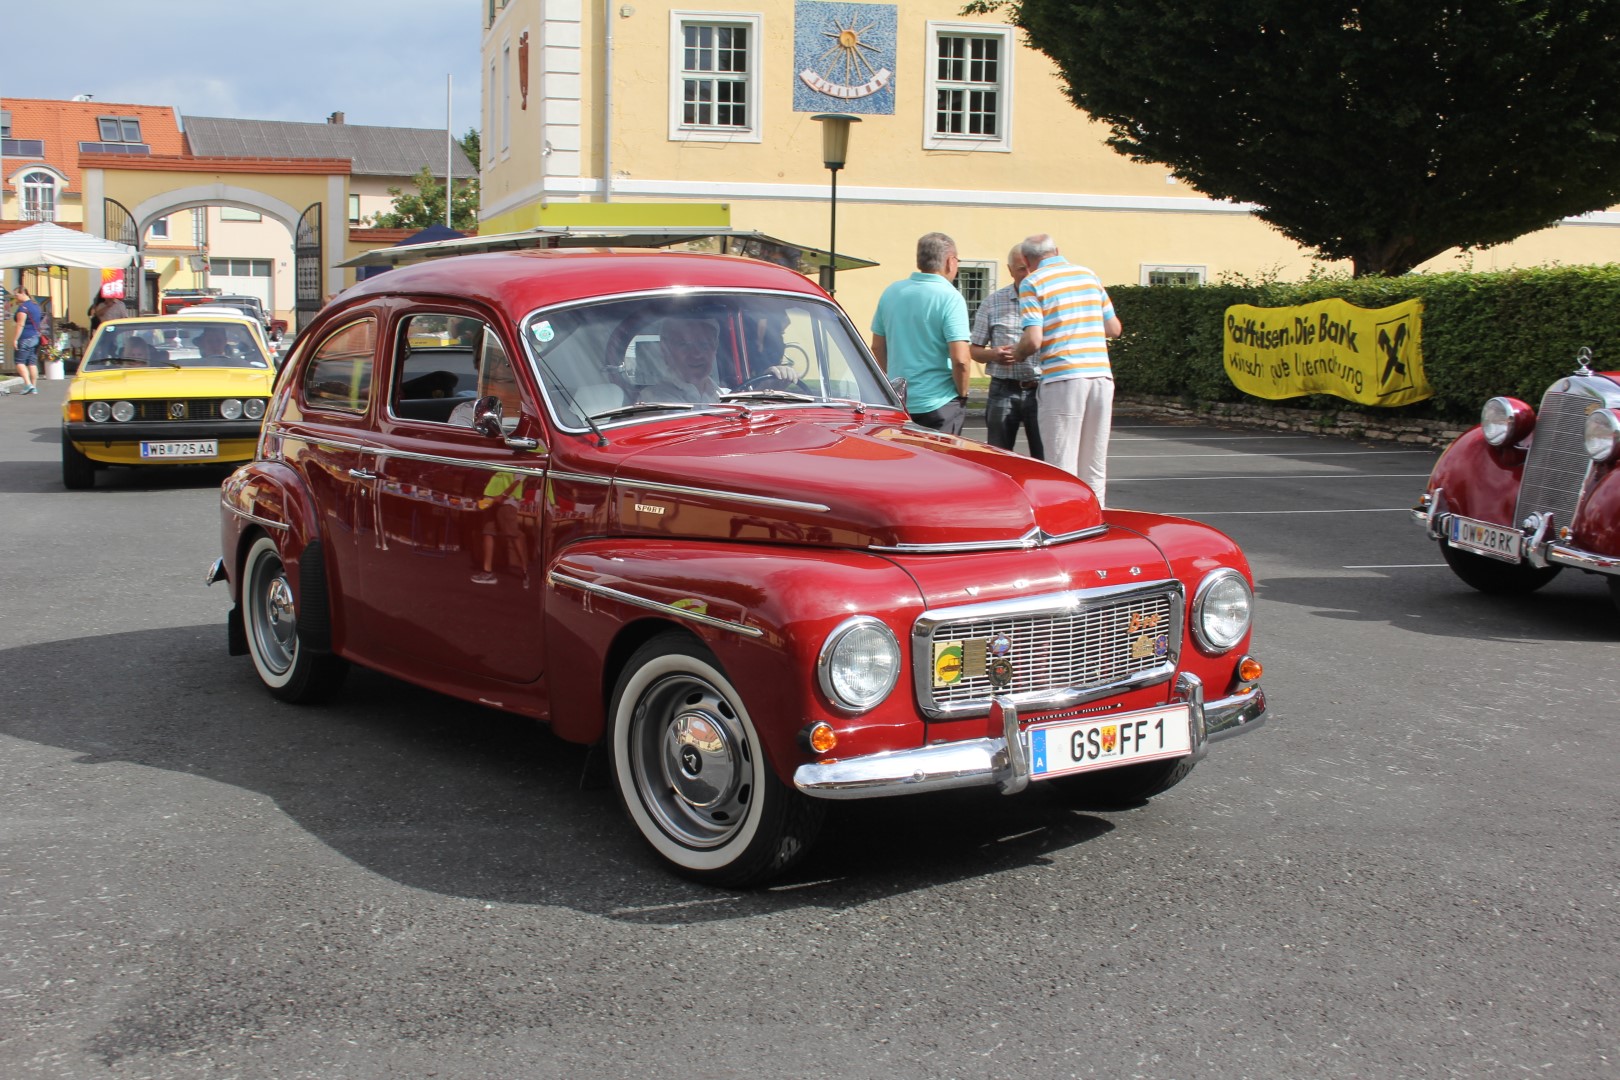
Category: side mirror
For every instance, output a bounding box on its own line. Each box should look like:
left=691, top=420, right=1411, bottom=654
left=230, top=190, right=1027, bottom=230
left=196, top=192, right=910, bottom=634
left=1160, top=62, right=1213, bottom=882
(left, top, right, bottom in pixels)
left=471, top=394, right=505, bottom=438
left=889, top=376, right=908, bottom=410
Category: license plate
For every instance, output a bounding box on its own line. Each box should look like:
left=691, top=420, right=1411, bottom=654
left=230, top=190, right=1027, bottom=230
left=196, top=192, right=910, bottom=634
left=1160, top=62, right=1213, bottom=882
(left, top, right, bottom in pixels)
left=1448, top=514, right=1522, bottom=561
left=140, top=440, right=218, bottom=459
left=1028, top=704, right=1192, bottom=780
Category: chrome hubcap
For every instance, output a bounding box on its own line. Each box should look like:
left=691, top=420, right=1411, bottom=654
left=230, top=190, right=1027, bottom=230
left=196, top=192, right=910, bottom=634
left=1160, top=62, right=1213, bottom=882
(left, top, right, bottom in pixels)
left=253, top=561, right=298, bottom=674
left=632, top=675, right=751, bottom=848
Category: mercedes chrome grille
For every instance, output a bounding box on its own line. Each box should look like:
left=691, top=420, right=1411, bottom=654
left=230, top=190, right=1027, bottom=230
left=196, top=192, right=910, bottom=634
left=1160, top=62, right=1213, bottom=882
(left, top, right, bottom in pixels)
left=913, top=579, right=1184, bottom=720
left=1516, top=389, right=1595, bottom=529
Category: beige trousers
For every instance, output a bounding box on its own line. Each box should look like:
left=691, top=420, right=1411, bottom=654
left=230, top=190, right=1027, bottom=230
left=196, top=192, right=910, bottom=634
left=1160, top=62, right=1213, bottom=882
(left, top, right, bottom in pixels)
left=1038, top=376, right=1114, bottom=507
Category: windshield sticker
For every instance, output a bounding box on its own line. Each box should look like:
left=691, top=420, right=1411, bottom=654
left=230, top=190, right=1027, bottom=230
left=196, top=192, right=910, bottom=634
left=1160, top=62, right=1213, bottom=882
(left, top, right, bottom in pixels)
left=532, top=321, right=555, bottom=343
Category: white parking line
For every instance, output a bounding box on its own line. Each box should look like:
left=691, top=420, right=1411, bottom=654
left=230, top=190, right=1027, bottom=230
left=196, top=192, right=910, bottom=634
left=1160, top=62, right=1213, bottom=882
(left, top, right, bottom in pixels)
left=1169, top=508, right=1413, bottom=515
left=1114, top=473, right=1432, bottom=482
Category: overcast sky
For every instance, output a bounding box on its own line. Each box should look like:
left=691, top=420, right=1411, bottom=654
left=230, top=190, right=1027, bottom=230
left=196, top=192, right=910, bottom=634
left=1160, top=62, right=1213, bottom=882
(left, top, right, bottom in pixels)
left=4, top=0, right=484, bottom=133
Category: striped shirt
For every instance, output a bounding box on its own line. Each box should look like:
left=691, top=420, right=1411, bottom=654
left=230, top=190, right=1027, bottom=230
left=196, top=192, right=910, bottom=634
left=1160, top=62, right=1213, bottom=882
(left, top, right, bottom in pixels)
left=1018, top=255, right=1116, bottom=382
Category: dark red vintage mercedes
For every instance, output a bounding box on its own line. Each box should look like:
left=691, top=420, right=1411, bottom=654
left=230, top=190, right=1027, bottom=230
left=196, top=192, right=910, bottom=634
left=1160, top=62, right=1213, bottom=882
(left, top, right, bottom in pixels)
left=209, top=250, right=1267, bottom=885
left=1416, top=347, right=1620, bottom=611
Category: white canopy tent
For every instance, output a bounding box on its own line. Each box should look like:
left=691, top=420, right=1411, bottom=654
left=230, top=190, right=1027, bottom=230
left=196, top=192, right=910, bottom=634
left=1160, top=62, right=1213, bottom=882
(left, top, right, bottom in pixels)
left=0, top=221, right=136, bottom=270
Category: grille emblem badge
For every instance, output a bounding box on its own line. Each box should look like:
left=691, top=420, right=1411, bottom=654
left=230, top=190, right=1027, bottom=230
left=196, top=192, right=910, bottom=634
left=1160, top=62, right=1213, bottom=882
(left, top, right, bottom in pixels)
left=169, top=402, right=186, bottom=420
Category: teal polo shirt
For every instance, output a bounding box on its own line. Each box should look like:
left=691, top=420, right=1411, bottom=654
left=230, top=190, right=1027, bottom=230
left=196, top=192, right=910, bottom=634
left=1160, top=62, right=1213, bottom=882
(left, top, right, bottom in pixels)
left=870, top=271, right=970, bottom=414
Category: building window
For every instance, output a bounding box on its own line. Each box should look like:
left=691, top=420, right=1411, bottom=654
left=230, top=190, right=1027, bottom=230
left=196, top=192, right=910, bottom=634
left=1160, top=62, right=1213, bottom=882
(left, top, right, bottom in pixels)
left=148, top=216, right=170, bottom=240
left=488, top=60, right=499, bottom=160
left=20, top=170, right=57, bottom=221
left=220, top=207, right=262, bottom=222
left=669, top=12, right=763, bottom=143
left=97, top=116, right=143, bottom=143
left=955, top=261, right=996, bottom=322
left=348, top=194, right=362, bottom=224
left=501, top=43, right=512, bottom=152
left=1140, top=264, right=1207, bottom=286
left=925, top=24, right=1013, bottom=152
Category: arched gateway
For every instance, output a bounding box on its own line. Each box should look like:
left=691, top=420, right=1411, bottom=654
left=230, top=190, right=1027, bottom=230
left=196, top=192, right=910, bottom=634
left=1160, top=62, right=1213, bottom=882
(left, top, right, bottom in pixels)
left=78, top=153, right=355, bottom=333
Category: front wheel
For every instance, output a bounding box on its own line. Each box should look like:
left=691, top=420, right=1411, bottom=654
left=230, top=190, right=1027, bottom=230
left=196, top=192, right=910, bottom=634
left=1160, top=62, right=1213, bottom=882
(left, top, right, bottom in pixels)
left=609, top=633, right=823, bottom=887
left=242, top=535, right=348, bottom=703
left=1440, top=540, right=1561, bottom=595
left=62, top=432, right=95, bottom=489
left=1047, top=756, right=1198, bottom=809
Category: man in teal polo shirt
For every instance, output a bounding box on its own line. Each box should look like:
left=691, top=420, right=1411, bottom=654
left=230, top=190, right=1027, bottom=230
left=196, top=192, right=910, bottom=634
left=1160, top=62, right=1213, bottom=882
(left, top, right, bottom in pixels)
left=869, top=232, right=972, bottom=433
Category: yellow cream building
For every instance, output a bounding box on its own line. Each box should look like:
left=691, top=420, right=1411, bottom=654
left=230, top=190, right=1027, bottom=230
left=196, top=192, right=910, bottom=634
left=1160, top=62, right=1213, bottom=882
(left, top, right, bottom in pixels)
left=479, top=0, right=1620, bottom=328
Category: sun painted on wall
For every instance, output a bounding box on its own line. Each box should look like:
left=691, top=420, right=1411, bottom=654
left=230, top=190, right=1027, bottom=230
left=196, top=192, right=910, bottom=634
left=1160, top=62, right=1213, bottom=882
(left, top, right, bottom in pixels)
left=794, top=2, right=897, bottom=114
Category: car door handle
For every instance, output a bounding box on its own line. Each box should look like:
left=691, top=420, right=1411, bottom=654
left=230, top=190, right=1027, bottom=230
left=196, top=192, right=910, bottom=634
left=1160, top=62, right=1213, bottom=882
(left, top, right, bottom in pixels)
left=349, top=468, right=378, bottom=480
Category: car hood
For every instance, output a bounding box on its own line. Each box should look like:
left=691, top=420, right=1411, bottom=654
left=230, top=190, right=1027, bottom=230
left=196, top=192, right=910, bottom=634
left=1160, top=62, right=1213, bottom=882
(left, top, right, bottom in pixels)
left=68, top=366, right=275, bottom=398
left=606, top=414, right=1100, bottom=549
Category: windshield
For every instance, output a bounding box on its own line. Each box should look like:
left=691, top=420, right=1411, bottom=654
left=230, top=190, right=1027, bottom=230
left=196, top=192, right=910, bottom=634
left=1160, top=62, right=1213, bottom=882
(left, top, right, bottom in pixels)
left=521, top=291, right=896, bottom=427
left=81, top=320, right=270, bottom=371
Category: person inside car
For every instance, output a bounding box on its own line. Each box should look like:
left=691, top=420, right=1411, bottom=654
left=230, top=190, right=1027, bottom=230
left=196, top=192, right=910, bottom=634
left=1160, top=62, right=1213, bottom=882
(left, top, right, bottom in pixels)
left=639, top=316, right=724, bottom=403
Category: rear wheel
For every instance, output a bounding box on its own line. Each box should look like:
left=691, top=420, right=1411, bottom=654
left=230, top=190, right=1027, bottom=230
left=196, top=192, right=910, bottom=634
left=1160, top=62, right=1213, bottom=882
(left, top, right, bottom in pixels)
left=61, top=433, right=95, bottom=490
left=242, top=535, right=348, bottom=703
left=609, top=633, right=823, bottom=886
left=1440, top=540, right=1561, bottom=595
left=1048, top=757, right=1198, bottom=809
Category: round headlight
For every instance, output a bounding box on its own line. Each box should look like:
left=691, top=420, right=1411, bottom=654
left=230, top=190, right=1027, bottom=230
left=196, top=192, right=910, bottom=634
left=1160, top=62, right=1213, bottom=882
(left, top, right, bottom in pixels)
left=244, top=398, right=266, bottom=420
left=220, top=398, right=243, bottom=420
left=1480, top=396, right=1533, bottom=447
left=88, top=400, right=111, bottom=423
left=111, top=400, right=135, bottom=423
left=1584, top=408, right=1620, bottom=462
left=818, top=616, right=901, bottom=712
left=1192, top=568, right=1253, bottom=653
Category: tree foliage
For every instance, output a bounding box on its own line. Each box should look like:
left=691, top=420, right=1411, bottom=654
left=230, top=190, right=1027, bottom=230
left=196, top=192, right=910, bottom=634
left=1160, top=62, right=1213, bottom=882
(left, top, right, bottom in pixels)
left=459, top=127, right=481, bottom=172
left=372, top=166, right=480, bottom=232
left=979, top=1, right=1620, bottom=275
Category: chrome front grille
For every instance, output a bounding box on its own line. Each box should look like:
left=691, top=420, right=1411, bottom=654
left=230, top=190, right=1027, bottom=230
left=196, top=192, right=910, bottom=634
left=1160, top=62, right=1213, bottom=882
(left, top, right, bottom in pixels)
left=913, top=580, right=1183, bottom=719
left=1516, top=389, right=1594, bottom=528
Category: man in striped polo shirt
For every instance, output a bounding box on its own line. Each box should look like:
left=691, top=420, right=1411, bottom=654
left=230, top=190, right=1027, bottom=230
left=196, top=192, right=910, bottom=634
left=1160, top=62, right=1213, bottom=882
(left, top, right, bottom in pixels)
left=1014, top=234, right=1123, bottom=506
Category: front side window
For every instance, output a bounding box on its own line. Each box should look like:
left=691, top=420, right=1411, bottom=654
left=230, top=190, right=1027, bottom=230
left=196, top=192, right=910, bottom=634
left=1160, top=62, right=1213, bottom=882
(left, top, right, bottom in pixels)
left=21, top=170, right=56, bottom=221
left=669, top=13, right=762, bottom=142
left=925, top=24, right=1013, bottom=152
left=303, top=318, right=377, bottom=413
left=391, top=313, right=520, bottom=431
left=523, top=291, right=895, bottom=429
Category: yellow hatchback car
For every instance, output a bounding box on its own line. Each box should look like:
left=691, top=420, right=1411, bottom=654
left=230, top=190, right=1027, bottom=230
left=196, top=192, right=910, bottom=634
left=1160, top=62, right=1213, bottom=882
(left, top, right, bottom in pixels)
left=61, top=314, right=277, bottom=489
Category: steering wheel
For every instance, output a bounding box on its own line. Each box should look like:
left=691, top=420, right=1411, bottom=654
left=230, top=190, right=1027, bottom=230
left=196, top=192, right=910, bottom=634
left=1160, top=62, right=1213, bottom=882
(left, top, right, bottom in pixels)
left=737, top=342, right=812, bottom=390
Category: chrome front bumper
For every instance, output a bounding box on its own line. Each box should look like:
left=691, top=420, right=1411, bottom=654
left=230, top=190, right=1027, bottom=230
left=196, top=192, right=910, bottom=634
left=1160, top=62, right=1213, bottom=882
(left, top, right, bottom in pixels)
left=792, top=671, right=1268, bottom=801
left=1414, top=491, right=1620, bottom=576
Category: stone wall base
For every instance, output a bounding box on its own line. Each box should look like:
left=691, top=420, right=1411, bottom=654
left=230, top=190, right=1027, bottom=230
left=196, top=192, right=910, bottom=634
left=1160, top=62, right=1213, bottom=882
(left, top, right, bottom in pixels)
left=1116, top=393, right=1467, bottom=448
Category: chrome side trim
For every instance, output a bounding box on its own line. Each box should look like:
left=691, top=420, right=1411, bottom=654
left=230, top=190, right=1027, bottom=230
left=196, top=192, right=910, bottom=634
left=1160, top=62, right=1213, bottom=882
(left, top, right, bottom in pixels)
left=548, top=571, right=765, bottom=638
left=793, top=676, right=1265, bottom=801
left=547, top=470, right=613, bottom=487
left=371, top=446, right=548, bottom=479
left=618, top=478, right=830, bottom=514
left=869, top=523, right=1108, bottom=554
left=262, top=425, right=369, bottom=455
left=221, top=497, right=291, bottom=532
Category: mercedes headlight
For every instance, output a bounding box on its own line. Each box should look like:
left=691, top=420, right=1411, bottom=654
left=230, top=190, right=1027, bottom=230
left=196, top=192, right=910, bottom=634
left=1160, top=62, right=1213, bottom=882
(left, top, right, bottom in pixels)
left=1192, top=568, right=1253, bottom=653
left=1480, top=397, right=1533, bottom=447
left=1584, top=408, right=1620, bottom=463
left=818, top=616, right=901, bottom=712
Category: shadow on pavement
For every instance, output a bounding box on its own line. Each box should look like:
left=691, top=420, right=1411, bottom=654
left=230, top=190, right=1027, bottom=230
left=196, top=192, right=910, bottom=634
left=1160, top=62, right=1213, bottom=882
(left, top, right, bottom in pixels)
left=0, top=625, right=1117, bottom=922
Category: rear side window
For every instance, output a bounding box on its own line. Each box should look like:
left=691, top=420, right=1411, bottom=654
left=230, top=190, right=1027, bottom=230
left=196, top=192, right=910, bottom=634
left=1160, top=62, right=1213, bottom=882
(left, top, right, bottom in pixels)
left=303, top=318, right=376, bottom=413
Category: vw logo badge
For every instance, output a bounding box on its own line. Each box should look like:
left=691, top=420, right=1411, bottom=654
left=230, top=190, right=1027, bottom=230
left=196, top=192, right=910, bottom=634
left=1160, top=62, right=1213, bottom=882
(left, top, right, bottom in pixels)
left=168, top=402, right=186, bottom=420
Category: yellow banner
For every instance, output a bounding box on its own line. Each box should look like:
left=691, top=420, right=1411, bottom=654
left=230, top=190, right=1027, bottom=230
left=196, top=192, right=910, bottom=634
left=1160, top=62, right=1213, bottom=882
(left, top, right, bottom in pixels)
left=1222, top=298, right=1429, bottom=405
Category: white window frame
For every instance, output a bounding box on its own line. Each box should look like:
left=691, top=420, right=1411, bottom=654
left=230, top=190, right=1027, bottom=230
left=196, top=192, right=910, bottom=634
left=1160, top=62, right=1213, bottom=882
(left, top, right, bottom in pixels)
left=348, top=194, right=362, bottom=224
left=955, top=260, right=998, bottom=322
left=501, top=42, right=512, bottom=154
left=1140, top=264, right=1208, bottom=286
left=17, top=168, right=62, bottom=222
left=924, top=22, right=1013, bottom=153
left=668, top=11, right=763, bottom=144
left=488, top=59, right=499, bottom=161
left=148, top=215, right=170, bottom=240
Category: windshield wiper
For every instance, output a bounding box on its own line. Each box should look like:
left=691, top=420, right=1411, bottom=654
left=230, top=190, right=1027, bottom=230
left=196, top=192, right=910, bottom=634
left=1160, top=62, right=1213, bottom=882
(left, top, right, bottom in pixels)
left=718, top=389, right=818, bottom=404
left=589, top=401, right=701, bottom=420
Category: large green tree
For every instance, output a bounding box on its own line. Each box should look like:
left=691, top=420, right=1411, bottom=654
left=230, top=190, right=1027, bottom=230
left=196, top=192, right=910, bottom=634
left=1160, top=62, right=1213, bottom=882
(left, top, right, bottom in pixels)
left=978, top=1, right=1620, bottom=275
left=373, top=166, right=480, bottom=232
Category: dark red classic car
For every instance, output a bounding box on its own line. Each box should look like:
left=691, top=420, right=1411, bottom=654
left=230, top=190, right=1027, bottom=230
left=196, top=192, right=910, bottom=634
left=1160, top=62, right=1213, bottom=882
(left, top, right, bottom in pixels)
left=209, top=250, right=1267, bottom=885
left=1416, top=348, right=1620, bottom=612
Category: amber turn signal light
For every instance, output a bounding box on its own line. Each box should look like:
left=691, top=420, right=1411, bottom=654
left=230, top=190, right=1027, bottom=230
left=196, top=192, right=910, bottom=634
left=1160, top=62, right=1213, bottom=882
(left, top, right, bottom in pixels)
left=1238, top=656, right=1263, bottom=683
left=66, top=401, right=85, bottom=423
left=805, top=722, right=837, bottom=754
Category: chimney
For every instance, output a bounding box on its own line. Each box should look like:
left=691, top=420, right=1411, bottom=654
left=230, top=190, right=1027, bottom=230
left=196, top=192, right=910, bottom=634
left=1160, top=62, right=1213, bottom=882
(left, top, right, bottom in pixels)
left=327, top=111, right=345, bottom=125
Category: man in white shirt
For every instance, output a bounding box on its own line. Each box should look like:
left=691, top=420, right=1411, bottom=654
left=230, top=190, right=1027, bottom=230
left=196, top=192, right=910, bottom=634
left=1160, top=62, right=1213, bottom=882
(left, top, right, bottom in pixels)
left=640, top=316, right=724, bottom=403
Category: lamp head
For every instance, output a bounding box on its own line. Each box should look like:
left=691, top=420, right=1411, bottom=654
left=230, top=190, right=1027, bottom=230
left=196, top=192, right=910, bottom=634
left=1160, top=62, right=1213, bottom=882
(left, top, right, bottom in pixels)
left=811, top=113, right=860, bottom=171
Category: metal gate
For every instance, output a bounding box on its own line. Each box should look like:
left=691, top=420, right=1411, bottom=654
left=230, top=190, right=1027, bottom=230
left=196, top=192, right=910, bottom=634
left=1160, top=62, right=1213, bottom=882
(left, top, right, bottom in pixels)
left=294, top=202, right=322, bottom=335
left=102, top=198, right=143, bottom=311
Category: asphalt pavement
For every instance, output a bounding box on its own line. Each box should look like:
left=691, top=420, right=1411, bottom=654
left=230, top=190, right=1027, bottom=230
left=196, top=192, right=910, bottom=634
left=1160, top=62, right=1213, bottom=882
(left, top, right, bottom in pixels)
left=2, top=384, right=1616, bottom=1080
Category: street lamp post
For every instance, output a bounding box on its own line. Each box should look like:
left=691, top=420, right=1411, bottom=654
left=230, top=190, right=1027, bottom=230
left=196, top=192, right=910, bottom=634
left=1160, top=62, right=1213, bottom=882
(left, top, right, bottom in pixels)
left=811, top=113, right=859, bottom=296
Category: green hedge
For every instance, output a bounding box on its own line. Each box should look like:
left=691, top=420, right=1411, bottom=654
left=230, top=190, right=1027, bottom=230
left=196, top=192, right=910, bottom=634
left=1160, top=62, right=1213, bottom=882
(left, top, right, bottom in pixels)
left=1107, top=265, right=1620, bottom=423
